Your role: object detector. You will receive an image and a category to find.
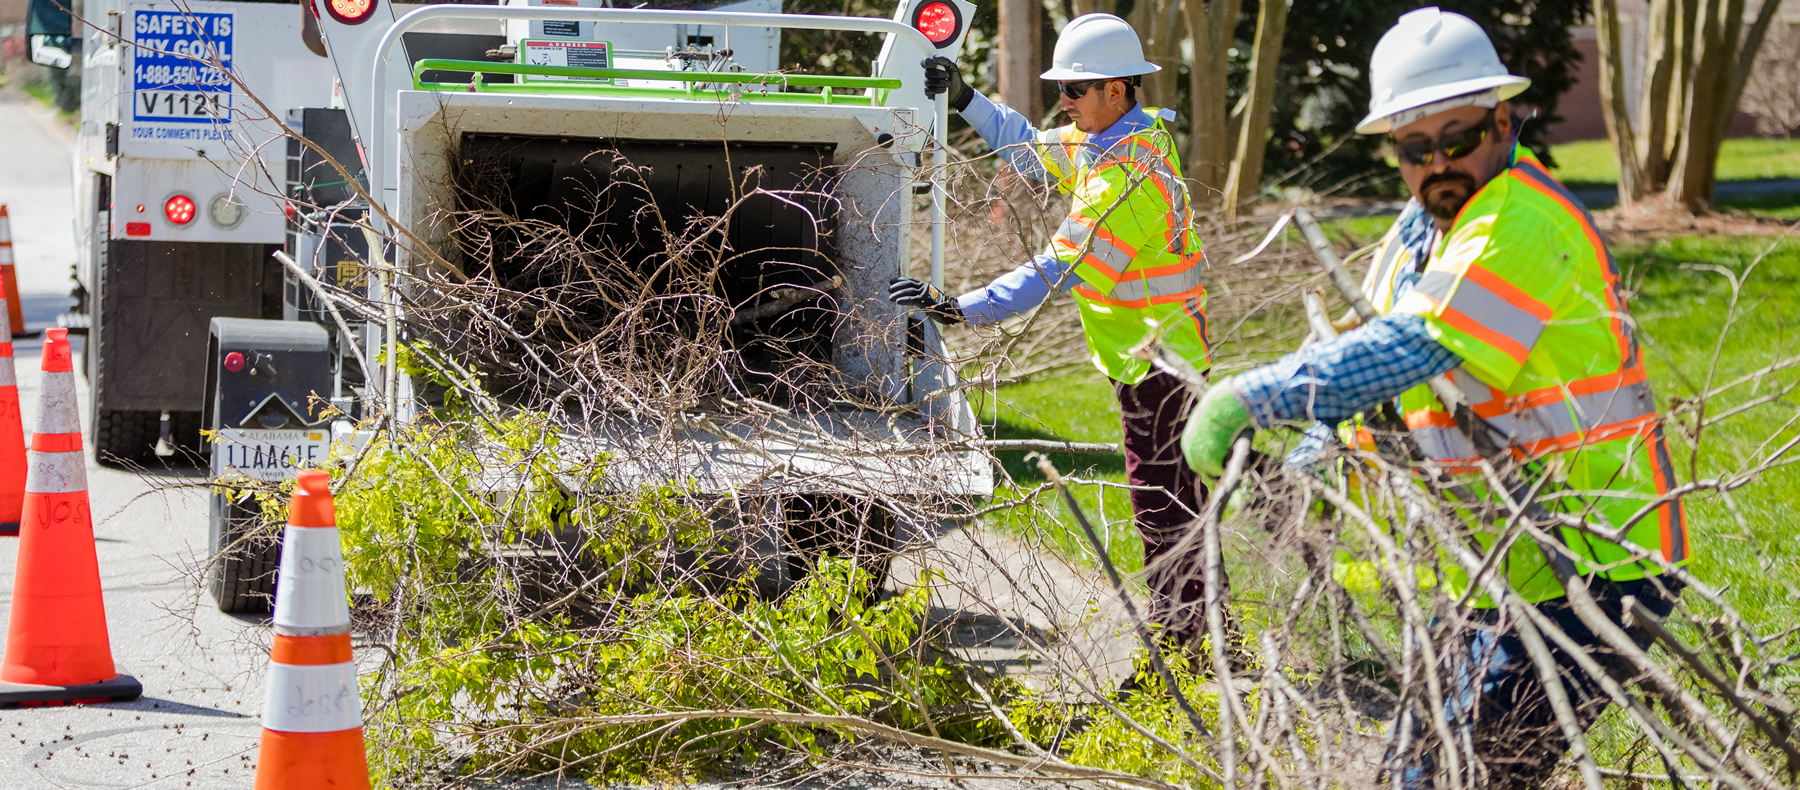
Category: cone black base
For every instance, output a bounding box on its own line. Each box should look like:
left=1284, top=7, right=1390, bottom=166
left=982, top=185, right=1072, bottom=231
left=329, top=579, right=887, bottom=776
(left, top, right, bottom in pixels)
left=0, top=521, right=15, bottom=536
left=0, top=674, right=142, bottom=708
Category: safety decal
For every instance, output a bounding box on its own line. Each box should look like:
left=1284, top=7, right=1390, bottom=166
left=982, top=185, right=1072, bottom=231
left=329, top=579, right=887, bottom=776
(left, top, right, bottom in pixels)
left=131, top=7, right=233, bottom=137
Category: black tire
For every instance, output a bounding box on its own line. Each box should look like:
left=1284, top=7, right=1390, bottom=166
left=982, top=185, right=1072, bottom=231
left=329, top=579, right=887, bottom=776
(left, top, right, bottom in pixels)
left=92, top=409, right=160, bottom=467
left=209, top=492, right=280, bottom=613
left=168, top=410, right=207, bottom=463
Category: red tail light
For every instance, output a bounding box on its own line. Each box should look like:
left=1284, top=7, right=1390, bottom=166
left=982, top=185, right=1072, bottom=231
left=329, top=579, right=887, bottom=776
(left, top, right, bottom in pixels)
left=325, top=0, right=377, bottom=25
left=164, top=194, right=196, bottom=225
left=913, top=1, right=961, bottom=47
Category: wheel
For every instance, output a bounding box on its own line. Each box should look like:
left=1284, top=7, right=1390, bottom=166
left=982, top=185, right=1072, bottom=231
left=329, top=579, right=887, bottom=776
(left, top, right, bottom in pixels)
left=168, top=410, right=207, bottom=463
left=209, top=492, right=280, bottom=613
left=92, top=409, right=160, bottom=467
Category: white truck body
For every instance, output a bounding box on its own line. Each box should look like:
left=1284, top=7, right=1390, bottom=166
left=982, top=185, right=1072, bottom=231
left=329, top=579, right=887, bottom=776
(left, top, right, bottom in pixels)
left=74, top=0, right=334, bottom=248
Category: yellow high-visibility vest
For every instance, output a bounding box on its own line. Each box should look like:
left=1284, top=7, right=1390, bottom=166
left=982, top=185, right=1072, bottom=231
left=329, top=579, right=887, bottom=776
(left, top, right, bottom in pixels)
left=1355, top=149, right=1689, bottom=605
left=1033, top=108, right=1210, bottom=384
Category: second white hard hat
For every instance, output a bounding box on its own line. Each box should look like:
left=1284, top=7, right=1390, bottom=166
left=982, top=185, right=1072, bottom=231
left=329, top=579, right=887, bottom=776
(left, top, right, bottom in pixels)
left=1357, top=7, right=1530, bottom=134
left=1040, top=13, right=1160, bottom=81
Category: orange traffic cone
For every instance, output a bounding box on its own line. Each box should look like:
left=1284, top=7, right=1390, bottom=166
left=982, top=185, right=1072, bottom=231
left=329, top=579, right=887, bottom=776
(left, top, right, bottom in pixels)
left=0, top=328, right=142, bottom=706
left=254, top=469, right=370, bottom=789
left=0, top=269, right=26, bottom=536
left=0, top=207, right=24, bottom=337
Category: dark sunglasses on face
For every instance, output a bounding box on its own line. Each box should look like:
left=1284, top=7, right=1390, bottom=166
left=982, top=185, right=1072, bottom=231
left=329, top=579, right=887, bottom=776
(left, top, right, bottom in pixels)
left=1392, top=109, right=1496, bottom=167
left=1059, top=79, right=1106, bottom=100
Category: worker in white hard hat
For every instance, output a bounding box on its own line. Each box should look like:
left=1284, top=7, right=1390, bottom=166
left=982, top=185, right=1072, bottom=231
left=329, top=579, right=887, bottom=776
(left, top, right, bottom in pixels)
left=888, top=13, right=1223, bottom=669
left=1179, top=8, right=1689, bottom=788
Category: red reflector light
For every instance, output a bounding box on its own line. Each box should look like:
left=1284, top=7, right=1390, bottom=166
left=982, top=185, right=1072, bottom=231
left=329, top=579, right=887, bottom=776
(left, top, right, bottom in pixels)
left=914, top=1, right=959, bottom=46
left=325, top=0, right=377, bottom=25
left=164, top=194, right=196, bottom=225
left=125, top=222, right=151, bottom=236
left=224, top=352, right=245, bottom=373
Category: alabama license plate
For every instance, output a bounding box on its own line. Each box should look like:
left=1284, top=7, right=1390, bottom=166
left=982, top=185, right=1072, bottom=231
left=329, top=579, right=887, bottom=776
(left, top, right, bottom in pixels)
left=212, top=428, right=330, bottom=482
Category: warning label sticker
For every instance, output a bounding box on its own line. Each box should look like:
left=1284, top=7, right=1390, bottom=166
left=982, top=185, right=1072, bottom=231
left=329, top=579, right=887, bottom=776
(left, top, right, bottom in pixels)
left=131, top=7, right=233, bottom=132
left=520, top=39, right=612, bottom=83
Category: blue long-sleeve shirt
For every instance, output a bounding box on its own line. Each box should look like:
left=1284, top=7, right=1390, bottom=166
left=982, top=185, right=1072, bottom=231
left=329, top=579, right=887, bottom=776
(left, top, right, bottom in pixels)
left=1234, top=312, right=1463, bottom=427
left=1231, top=201, right=1463, bottom=466
left=952, top=91, right=1168, bottom=326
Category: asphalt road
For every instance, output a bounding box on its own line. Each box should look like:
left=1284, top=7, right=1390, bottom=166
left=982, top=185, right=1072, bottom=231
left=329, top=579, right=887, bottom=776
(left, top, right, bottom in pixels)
left=0, top=93, right=270, bottom=789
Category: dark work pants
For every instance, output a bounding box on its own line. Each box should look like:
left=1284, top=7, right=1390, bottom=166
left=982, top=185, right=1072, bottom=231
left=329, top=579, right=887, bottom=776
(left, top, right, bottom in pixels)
left=1403, top=577, right=1682, bottom=789
left=1114, top=369, right=1212, bottom=646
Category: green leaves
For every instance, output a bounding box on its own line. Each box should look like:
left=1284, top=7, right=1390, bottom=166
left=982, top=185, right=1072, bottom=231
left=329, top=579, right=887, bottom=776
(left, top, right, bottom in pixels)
left=312, top=416, right=988, bottom=783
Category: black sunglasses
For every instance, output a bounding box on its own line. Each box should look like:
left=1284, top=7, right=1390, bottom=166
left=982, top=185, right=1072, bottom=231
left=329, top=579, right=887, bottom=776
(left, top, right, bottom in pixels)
left=1392, top=109, right=1496, bottom=167
left=1058, top=79, right=1107, bottom=101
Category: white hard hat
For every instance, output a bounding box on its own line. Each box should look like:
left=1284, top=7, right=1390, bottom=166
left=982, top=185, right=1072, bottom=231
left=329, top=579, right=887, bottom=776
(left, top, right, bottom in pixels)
left=1357, top=7, right=1530, bottom=134
left=1040, top=13, right=1160, bottom=81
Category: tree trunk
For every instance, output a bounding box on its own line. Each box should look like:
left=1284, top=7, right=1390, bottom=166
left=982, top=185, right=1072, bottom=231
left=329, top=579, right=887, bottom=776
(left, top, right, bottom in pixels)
left=1071, top=0, right=1106, bottom=18
left=1183, top=0, right=1238, bottom=208
left=1637, top=0, right=1677, bottom=188
left=1721, top=0, right=1785, bottom=141
left=1130, top=0, right=1184, bottom=111
left=1595, top=0, right=1646, bottom=205
left=1222, top=0, right=1287, bottom=221
left=1662, top=0, right=1701, bottom=175
left=1669, top=0, right=1743, bottom=209
left=998, top=0, right=1042, bottom=122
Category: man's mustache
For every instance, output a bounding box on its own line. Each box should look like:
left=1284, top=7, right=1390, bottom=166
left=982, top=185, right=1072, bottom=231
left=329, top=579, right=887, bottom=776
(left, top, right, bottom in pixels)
left=1421, top=170, right=1476, bottom=194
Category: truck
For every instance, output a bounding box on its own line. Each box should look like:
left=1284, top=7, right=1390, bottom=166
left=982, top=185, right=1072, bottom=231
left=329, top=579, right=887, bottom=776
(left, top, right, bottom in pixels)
left=65, top=0, right=336, bottom=464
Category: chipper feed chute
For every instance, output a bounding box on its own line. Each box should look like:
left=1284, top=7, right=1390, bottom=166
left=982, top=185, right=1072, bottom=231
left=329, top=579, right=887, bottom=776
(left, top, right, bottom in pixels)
left=297, top=0, right=992, bottom=597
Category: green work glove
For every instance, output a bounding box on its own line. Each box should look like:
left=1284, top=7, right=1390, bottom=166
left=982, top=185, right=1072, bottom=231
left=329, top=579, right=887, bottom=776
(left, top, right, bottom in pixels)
left=1182, top=378, right=1255, bottom=479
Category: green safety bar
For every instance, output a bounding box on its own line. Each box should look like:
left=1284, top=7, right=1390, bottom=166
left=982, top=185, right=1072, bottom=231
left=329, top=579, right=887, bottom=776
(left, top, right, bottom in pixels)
left=411, top=59, right=898, bottom=104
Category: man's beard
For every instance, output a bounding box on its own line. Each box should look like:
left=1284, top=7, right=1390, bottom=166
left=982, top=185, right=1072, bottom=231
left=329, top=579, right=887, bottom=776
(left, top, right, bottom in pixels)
left=1420, top=171, right=1478, bottom=221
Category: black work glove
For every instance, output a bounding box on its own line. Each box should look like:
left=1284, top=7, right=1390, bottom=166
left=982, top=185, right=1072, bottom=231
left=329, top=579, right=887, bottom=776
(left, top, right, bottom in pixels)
left=888, top=276, right=966, bottom=324
left=920, top=56, right=973, bottom=112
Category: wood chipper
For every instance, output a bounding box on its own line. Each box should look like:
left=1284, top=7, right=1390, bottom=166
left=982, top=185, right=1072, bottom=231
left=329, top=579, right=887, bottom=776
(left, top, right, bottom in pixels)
left=205, top=0, right=995, bottom=609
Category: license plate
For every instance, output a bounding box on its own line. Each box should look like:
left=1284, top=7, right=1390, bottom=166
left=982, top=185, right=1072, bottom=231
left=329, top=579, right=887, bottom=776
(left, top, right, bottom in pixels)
left=212, top=428, right=330, bottom=482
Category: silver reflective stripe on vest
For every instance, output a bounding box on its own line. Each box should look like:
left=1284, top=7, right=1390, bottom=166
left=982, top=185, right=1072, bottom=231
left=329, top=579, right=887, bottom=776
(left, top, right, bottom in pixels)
left=1487, top=379, right=1658, bottom=448
left=1055, top=216, right=1134, bottom=274
left=1432, top=272, right=1545, bottom=354
left=1105, top=264, right=1205, bottom=302
left=1411, top=425, right=1479, bottom=462
left=1038, top=129, right=1078, bottom=178
left=1365, top=233, right=1409, bottom=309
left=27, top=450, right=88, bottom=493
left=1414, top=379, right=1658, bottom=461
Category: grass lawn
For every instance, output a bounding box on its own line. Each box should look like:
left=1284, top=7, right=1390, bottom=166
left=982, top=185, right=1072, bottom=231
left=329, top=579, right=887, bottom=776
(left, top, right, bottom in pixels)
left=1625, top=235, right=1800, bottom=627
left=977, top=234, right=1800, bottom=652
left=975, top=373, right=1142, bottom=569
left=1550, top=137, right=1800, bottom=186
left=1715, top=192, right=1800, bottom=220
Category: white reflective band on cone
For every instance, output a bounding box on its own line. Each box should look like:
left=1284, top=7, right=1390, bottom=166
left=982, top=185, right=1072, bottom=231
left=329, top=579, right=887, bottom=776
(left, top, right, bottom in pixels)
left=273, top=526, right=352, bottom=630
left=0, top=362, right=16, bottom=387
left=261, top=662, right=363, bottom=733
left=26, top=451, right=89, bottom=494
left=34, top=372, right=82, bottom=433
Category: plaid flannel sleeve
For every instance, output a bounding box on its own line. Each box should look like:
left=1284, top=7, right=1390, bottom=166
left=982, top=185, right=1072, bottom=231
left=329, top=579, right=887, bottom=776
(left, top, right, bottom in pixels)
left=1234, top=312, right=1462, bottom=427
